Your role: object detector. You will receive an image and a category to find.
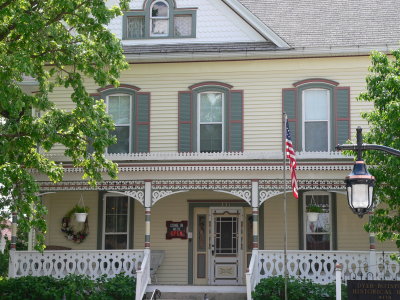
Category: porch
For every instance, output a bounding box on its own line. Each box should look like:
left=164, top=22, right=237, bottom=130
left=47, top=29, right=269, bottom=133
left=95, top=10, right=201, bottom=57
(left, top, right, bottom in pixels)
left=9, top=249, right=400, bottom=300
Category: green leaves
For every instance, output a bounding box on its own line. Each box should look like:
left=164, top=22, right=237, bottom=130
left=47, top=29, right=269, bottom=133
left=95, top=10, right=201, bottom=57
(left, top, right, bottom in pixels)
left=358, top=49, right=400, bottom=249
left=0, top=0, right=129, bottom=250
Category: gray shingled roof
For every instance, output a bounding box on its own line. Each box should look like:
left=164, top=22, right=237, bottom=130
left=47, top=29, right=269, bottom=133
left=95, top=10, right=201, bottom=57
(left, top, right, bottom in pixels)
left=123, top=41, right=278, bottom=54
left=238, top=0, right=400, bottom=48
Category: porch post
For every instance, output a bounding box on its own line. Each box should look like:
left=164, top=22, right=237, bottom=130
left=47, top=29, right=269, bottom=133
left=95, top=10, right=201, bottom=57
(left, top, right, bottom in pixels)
left=144, top=180, right=152, bottom=249
left=252, top=180, right=259, bottom=250
left=9, top=212, right=18, bottom=277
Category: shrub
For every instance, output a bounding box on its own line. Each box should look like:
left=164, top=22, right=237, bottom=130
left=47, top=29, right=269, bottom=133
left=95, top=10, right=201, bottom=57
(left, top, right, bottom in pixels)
left=0, top=274, right=136, bottom=300
left=252, top=276, right=347, bottom=300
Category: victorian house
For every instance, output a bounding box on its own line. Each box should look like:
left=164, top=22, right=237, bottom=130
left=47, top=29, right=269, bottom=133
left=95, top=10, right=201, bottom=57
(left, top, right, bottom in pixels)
left=12, top=1, right=400, bottom=299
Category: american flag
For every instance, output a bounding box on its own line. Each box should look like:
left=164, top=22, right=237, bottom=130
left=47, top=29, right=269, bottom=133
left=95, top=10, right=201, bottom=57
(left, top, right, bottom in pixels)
left=285, top=118, right=298, bottom=199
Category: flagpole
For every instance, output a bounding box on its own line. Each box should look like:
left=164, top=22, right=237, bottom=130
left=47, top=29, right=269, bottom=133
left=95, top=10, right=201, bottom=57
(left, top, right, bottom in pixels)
left=282, top=112, right=288, bottom=300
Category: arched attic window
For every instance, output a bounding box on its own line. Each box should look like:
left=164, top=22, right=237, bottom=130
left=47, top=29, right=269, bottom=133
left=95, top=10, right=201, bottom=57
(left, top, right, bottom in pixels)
left=123, top=0, right=196, bottom=39
left=150, top=0, right=170, bottom=36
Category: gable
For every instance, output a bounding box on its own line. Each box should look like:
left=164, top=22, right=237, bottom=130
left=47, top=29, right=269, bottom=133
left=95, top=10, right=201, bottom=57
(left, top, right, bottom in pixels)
left=107, top=0, right=284, bottom=46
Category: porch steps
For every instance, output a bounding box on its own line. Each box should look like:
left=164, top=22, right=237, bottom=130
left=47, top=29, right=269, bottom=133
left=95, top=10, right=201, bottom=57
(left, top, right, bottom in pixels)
left=146, top=285, right=246, bottom=300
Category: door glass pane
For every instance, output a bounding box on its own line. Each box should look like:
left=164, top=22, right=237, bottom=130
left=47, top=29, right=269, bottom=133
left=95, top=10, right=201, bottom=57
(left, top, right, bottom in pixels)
left=152, top=2, right=168, bottom=17
left=200, top=93, right=222, bottom=122
left=108, top=96, right=130, bottom=125
left=215, top=217, right=238, bottom=254
left=200, top=124, right=222, bottom=152
left=197, top=215, right=206, bottom=251
left=305, top=122, right=328, bottom=151
left=304, top=90, right=328, bottom=120
left=127, top=16, right=145, bottom=39
left=174, top=15, right=192, bottom=37
left=108, top=126, right=129, bottom=153
left=104, top=234, right=127, bottom=250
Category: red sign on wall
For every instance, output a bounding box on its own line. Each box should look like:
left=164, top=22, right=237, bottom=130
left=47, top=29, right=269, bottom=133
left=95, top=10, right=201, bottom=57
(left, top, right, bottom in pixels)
left=166, top=221, right=188, bottom=239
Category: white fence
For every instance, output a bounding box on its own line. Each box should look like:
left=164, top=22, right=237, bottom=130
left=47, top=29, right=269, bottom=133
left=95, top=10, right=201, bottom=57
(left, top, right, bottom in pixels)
left=246, top=250, right=400, bottom=299
left=8, top=249, right=144, bottom=279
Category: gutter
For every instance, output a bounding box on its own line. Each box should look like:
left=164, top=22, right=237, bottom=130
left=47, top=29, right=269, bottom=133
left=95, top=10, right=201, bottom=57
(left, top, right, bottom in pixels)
left=124, top=44, right=399, bottom=63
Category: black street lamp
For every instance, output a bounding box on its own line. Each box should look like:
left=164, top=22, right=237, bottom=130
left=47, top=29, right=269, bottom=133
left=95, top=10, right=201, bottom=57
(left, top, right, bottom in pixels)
left=336, top=127, right=400, bottom=218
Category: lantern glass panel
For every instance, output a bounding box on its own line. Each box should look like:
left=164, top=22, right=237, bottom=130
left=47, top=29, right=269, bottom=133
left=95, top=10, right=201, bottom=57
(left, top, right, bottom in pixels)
left=351, top=183, right=369, bottom=208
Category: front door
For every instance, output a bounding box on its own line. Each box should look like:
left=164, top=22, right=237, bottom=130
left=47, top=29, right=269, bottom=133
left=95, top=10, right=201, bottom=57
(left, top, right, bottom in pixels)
left=209, top=207, right=243, bottom=285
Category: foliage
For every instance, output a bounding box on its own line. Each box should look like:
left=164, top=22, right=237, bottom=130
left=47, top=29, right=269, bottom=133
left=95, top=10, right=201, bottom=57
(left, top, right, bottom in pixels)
left=252, top=276, right=347, bottom=300
left=306, top=205, right=323, bottom=213
left=357, top=49, right=400, bottom=250
left=0, top=0, right=129, bottom=250
left=66, top=204, right=90, bottom=217
left=0, top=273, right=135, bottom=300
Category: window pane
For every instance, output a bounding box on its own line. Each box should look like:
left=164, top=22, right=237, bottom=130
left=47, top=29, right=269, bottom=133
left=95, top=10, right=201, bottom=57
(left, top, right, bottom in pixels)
left=304, top=90, right=329, bottom=120
left=105, top=234, right=127, bottom=250
left=106, top=198, right=116, bottom=214
left=305, top=121, right=328, bottom=151
left=108, top=126, right=129, bottom=153
left=306, top=213, right=330, bottom=233
left=174, top=15, right=192, bottom=37
left=200, top=93, right=222, bottom=122
left=105, top=215, right=116, bottom=233
left=115, top=197, right=128, bottom=214
left=306, top=234, right=330, bottom=250
left=200, top=124, right=222, bottom=152
left=152, top=1, right=168, bottom=17
left=116, top=215, right=128, bottom=232
left=151, top=19, right=168, bottom=35
left=108, top=95, right=130, bottom=125
left=127, top=16, right=145, bottom=39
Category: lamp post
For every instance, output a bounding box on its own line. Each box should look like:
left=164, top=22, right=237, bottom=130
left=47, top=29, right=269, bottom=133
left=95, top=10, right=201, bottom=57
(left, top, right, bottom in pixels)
left=336, top=127, right=400, bottom=218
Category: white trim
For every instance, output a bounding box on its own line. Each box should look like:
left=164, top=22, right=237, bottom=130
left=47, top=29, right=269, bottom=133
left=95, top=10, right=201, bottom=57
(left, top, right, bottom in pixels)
left=220, top=0, right=289, bottom=48
left=102, top=193, right=131, bottom=250
left=197, top=91, right=225, bottom=152
left=303, top=191, right=333, bottom=251
left=302, top=89, right=330, bottom=152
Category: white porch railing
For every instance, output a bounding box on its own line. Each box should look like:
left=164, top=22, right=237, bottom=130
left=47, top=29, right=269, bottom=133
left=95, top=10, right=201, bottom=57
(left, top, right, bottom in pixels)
left=246, top=250, right=259, bottom=300
left=8, top=249, right=144, bottom=279
left=135, top=249, right=151, bottom=300
left=246, top=250, right=400, bottom=299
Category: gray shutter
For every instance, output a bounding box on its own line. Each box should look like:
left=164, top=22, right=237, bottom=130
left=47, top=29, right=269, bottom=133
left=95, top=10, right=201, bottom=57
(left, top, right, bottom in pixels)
left=136, top=92, right=150, bottom=153
left=228, top=91, right=243, bottom=152
left=335, top=87, right=350, bottom=147
left=178, top=91, right=192, bottom=152
left=88, top=94, right=101, bottom=153
left=283, top=88, right=298, bottom=150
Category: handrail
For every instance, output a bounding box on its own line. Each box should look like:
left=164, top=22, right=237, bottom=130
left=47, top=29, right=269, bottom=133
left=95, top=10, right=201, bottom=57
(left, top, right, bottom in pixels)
left=245, top=250, right=259, bottom=300
left=135, top=249, right=151, bottom=300
left=150, top=289, right=161, bottom=300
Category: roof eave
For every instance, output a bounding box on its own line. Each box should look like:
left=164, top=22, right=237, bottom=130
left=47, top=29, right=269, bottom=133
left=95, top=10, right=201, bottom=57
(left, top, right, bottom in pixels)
left=124, top=44, right=398, bottom=63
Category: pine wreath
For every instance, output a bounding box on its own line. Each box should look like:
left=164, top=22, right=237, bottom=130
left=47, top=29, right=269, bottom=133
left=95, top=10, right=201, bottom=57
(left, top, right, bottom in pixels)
left=61, top=216, right=89, bottom=243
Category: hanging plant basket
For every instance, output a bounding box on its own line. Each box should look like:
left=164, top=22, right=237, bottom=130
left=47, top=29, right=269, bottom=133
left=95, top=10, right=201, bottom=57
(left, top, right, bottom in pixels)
left=74, top=212, right=88, bottom=223
left=307, top=212, right=319, bottom=222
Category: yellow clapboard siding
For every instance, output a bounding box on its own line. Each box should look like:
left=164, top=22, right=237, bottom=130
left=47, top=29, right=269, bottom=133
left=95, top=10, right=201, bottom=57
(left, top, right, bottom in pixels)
left=42, top=191, right=98, bottom=250
left=45, top=56, right=374, bottom=154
